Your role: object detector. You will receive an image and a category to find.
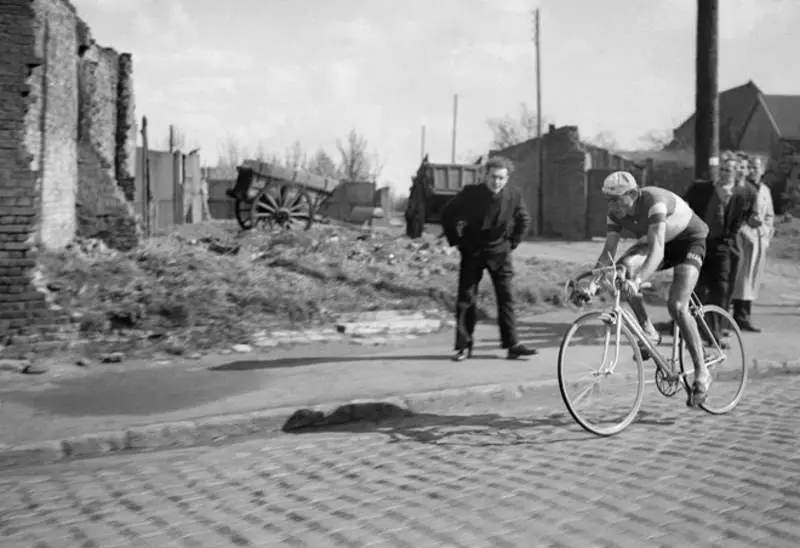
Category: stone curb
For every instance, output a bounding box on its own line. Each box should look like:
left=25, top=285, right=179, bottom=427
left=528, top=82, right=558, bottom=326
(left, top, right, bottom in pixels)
left=246, top=315, right=450, bottom=350
left=0, top=359, right=797, bottom=470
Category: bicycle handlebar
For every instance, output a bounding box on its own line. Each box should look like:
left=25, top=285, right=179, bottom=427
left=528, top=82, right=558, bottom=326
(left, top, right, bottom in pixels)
left=565, top=263, right=653, bottom=306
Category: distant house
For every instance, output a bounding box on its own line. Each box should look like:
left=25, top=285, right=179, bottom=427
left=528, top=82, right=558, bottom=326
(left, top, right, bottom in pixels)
left=668, top=79, right=800, bottom=153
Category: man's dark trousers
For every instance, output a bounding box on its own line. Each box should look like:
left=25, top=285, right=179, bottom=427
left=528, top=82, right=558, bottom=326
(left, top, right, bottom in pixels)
left=455, top=249, right=517, bottom=350
left=698, top=237, right=736, bottom=312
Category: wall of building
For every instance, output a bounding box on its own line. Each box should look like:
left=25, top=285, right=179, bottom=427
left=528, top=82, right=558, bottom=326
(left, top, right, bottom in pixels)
left=202, top=166, right=237, bottom=220
left=76, top=36, right=139, bottom=249
left=0, top=0, right=51, bottom=350
left=491, top=126, right=641, bottom=240
left=34, top=0, right=79, bottom=249
left=0, top=0, right=138, bottom=353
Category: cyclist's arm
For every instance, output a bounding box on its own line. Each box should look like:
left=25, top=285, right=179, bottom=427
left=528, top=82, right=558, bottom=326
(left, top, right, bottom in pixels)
left=595, top=217, right=621, bottom=267
left=634, top=217, right=667, bottom=284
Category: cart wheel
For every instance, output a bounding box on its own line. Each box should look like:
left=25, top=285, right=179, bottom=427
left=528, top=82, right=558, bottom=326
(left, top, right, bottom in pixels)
left=251, top=182, right=313, bottom=231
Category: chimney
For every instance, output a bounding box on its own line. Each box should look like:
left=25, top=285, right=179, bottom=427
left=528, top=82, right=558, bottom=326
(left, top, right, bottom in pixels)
left=548, top=124, right=556, bottom=134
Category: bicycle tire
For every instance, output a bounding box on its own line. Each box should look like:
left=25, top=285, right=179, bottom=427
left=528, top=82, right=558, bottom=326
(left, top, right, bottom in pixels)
left=557, top=310, right=645, bottom=436
left=678, top=304, right=747, bottom=414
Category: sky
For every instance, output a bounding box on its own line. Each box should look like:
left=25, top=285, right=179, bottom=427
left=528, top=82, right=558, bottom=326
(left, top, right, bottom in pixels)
left=71, top=0, right=800, bottom=195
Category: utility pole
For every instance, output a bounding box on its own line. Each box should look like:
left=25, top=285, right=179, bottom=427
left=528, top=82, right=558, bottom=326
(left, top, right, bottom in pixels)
left=694, top=0, right=719, bottom=183
left=168, top=124, right=175, bottom=153
left=451, top=94, right=458, bottom=163
left=533, top=8, right=544, bottom=235
left=421, top=125, right=426, bottom=160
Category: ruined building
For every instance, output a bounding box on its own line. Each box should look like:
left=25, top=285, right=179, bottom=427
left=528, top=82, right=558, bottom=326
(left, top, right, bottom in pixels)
left=1, top=0, right=139, bottom=353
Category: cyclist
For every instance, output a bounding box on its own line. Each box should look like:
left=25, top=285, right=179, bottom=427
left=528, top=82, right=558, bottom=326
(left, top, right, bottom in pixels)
left=589, top=171, right=711, bottom=407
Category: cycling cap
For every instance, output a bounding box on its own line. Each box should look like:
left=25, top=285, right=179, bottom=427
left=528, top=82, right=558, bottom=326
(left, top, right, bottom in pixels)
left=601, top=171, right=638, bottom=196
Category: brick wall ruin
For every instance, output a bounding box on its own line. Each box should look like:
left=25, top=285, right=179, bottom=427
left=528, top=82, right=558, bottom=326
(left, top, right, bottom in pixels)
left=0, top=0, right=139, bottom=352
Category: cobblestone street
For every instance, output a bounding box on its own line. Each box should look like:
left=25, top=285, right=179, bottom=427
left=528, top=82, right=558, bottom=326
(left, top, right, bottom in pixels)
left=1, top=376, right=799, bottom=547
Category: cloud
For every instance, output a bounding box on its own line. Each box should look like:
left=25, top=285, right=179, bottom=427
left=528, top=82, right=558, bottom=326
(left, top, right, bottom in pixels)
left=652, top=0, right=793, bottom=40
left=142, top=46, right=255, bottom=73
left=452, top=42, right=530, bottom=63
left=76, top=0, right=195, bottom=34
left=170, top=75, right=237, bottom=95
left=474, top=0, right=535, bottom=15
left=328, top=17, right=381, bottom=47
left=261, top=65, right=307, bottom=94
left=328, top=60, right=360, bottom=100
left=72, top=0, right=157, bottom=12
left=164, top=1, right=194, bottom=35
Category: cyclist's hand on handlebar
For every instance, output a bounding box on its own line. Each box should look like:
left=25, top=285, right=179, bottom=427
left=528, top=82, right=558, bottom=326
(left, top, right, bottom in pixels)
left=621, top=278, right=641, bottom=298
left=571, top=288, right=593, bottom=306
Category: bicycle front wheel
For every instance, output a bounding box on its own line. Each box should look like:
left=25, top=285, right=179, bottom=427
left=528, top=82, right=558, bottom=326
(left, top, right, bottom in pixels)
left=557, top=310, right=645, bottom=436
left=679, top=304, right=747, bottom=414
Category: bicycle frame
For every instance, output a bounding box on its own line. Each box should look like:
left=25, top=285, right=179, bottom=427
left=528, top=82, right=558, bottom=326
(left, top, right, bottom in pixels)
left=584, top=264, right=726, bottom=383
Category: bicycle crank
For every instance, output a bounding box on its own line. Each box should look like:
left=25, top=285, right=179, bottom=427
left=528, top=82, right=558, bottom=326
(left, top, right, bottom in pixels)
left=654, top=367, right=681, bottom=397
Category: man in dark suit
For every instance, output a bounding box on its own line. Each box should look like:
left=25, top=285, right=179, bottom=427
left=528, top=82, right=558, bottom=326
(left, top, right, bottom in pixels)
left=683, top=152, right=757, bottom=338
left=441, top=156, right=537, bottom=361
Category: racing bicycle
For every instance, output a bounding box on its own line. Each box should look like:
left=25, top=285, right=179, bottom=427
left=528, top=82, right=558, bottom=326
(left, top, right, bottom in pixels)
left=558, top=261, right=747, bottom=436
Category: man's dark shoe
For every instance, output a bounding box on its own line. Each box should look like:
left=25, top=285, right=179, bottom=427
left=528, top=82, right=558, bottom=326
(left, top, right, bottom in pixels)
left=506, top=344, right=537, bottom=360
left=737, top=320, right=761, bottom=333
left=452, top=344, right=473, bottom=362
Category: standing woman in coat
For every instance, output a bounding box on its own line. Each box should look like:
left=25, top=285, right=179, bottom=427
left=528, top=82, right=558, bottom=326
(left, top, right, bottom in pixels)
left=731, top=155, right=775, bottom=332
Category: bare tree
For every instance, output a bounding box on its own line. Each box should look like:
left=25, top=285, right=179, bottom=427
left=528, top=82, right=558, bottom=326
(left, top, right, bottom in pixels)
left=487, top=102, right=545, bottom=149
left=284, top=140, right=308, bottom=169
left=253, top=141, right=269, bottom=162
left=637, top=129, right=675, bottom=151
left=586, top=131, right=619, bottom=151
left=307, top=147, right=340, bottom=178
left=216, top=134, right=249, bottom=168
left=370, top=149, right=385, bottom=181
left=336, top=129, right=382, bottom=181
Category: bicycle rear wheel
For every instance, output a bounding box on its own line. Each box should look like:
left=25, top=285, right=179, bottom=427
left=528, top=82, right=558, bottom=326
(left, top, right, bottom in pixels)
left=557, top=310, right=645, bottom=436
left=678, top=304, right=747, bottom=414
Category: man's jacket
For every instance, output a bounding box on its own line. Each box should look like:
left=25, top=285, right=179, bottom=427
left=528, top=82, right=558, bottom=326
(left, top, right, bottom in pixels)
left=683, top=182, right=757, bottom=245
left=441, top=184, right=531, bottom=255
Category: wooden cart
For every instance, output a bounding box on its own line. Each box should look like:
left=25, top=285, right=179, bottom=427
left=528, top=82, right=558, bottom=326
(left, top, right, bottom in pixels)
left=404, top=155, right=484, bottom=238
left=225, top=160, right=339, bottom=230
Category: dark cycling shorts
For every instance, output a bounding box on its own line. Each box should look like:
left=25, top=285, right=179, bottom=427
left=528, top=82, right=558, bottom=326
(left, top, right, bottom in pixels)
left=621, top=238, right=706, bottom=272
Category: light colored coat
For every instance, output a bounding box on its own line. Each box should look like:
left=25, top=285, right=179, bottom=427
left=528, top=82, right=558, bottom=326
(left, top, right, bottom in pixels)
left=732, top=183, right=775, bottom=301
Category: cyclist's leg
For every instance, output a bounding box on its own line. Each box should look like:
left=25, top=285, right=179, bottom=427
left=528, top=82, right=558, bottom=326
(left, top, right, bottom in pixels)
left=668, top=242, right=711, bottom=402
left=669, top=265, right=707, bottom=378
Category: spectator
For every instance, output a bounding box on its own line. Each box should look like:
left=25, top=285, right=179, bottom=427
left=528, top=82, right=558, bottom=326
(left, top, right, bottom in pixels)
left=731, top=155, right=775, bottom=332
left=684, top=151, right=757, bottom=340
left=440, top=156, right=537, bottom=362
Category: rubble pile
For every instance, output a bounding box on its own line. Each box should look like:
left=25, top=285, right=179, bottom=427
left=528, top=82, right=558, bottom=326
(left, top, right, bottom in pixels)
left=179, top=223, right=463, bottom=280
left=294, top=230, right=459, bottom=275
left=64, top=237, right=118, bottom=258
